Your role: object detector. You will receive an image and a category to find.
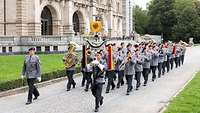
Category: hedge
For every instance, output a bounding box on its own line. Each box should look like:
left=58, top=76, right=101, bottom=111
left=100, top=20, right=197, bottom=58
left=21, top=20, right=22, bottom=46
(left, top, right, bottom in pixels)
left=0, top=67, right=81, bottom=92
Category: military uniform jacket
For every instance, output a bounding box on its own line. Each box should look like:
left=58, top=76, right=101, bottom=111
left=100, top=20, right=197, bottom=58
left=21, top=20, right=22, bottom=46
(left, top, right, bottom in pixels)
left=115, top=50, right=126, bottom=71
left=163, top=48, right=168, bottom=62
left=175, top=46, right=181, bottom=58
left=142, top=52, right=152, bottom=69
left=92, top=60, right=105, bottom=84
left=82, top=55, right=94, bottom=72
left=22, top=55, right=41, bottom=79
left=150, top=50, right=159, bottom=66
left=158, top=49, right=164, bottom=63
left=124, top=55, right=136, bottom=75
left=167, top=47, right=173, bottom=60
left=135, top=54, right=144, bottom=72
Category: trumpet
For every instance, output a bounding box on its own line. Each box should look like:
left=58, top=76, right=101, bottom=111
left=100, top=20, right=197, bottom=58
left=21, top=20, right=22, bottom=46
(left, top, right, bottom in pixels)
left=127, top=51, right=132, bottom=61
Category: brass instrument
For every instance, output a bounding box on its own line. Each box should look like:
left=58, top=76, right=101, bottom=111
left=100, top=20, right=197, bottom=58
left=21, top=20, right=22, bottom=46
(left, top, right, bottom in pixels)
left=127, top=51, right=132, bottom=61
left=63, top=41, right=79, bottom=68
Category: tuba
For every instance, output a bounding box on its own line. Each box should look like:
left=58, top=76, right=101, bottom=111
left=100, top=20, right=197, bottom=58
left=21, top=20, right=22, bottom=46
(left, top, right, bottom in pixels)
left=63, top=41, right=79, bottom=68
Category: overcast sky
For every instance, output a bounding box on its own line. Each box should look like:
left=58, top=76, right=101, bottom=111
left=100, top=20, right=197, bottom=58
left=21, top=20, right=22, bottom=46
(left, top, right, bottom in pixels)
left=134, top=0, right=152, bottom=10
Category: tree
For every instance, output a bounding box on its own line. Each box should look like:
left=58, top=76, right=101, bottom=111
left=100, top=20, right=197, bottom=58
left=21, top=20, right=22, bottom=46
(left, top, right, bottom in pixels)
left=134, top=5, right=149, bottom=35
left=172, top=0, right=200, bottom=43
left=147, top=0, right=177, bottom=41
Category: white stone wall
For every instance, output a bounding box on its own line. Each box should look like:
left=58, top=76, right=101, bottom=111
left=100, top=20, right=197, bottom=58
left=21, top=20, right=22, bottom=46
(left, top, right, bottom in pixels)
left=0, top=0, right=125, bottom=38
left=122, top=0, right=134, bottom=37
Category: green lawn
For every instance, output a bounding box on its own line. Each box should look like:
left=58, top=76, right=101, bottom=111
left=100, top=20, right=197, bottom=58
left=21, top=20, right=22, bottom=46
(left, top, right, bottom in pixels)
left=0, top=53, right=81, bottom=83
left=164, top=71, right=200, bottom=113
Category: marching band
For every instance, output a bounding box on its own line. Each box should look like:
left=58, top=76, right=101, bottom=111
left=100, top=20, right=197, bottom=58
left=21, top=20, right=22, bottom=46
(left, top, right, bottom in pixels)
left=21, top=39, right=187, bottom=112
left=62, top=39, right=187, bottom=112
left=19, top=20, right=188, bottom=112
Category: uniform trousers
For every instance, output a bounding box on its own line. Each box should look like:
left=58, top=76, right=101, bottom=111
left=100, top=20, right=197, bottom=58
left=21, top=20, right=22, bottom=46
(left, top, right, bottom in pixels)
left=66, top=70, right=76, bottom=90
left=117, top=70, right=125, bottom=87
left=126, top=75, right=133, bottom=92
left=91, top=83, right=104, bottom=109
left=135, top=72, right=142, bottom=89
left=27, top=78, right=39, bottom=101
left=151, top=66, right=157, bottom=80
left=158, top=63, right=163, bottom=78
left=142, top=68, right=150, bottom=85
left=105, top=71, right=116, bottom=92
left=85, top=72, right=93, bottom=90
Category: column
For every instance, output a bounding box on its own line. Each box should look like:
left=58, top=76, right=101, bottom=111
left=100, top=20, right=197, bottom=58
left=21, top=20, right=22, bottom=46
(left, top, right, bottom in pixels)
left=16, top=0, right=28, bottom=36
left=63, top=0, right=74, bottom=36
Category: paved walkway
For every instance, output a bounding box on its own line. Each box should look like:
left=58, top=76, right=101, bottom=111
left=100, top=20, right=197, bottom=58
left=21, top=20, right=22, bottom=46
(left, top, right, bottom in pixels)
left=0, top=46, right=200, bottom=113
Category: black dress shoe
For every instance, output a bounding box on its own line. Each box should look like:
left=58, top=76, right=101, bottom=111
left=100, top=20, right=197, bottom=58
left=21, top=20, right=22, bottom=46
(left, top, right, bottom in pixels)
left=111, top=85, right=115, bottom=90
left=33, top=96, right=39, bottom=100
left=84, top=89, right=88, bottom=92
left=105, top=91, right=109, bottom=93
left=100, top=97, right=104, bottom=106
left=126, top=92, right=130, bottom=95
left=73, top=83, right=76, bottom=88
left=26, top=101, right=32, bottom=105
left=66, top=89, right=70, bottom=91
left=94, top=108, right=99, bottom=112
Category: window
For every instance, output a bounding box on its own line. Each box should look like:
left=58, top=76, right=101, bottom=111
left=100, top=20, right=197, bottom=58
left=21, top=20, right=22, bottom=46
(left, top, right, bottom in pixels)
left=9, top=47, right=12, bottom=52
left=2, top=47, right=6, bottom=53
left=36, top=46, right=41, bottom=52
left=45, top=46, right=50, bottom=52
left=53, top=46, right=58, bottom=51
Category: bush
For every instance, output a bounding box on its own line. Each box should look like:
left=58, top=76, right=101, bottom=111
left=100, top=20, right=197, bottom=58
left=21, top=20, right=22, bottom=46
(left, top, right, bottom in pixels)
left=0, top=67, right=81, bottom=92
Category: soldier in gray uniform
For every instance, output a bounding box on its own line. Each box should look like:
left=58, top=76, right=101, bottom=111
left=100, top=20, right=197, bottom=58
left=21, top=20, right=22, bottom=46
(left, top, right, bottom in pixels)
left=135, top=49, right=144, bottom=90
left=158, top=44, right=164, bottom=78
left=166, top=46, right=171, bottom=72
left=115, top=47, right=125, bottom=88
left=162, top=44, right=168, bottom=75
left=180, top=44, right=186, bottom=65
left=142, top=45, right=152, bottom=86
left=83, top=49, right=94, bottom=92
left=91, top=52, right=105, bottom=112
left=175, top=43, right=181, bottom=68
left=21, top=47, right=41, bottom=105
left=125, top=51, right=136, bottom=95
left=150, top=44, right=159, bottom=82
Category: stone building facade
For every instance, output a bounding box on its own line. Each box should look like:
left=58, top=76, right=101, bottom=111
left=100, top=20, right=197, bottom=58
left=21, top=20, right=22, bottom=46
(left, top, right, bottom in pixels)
left=0, top=0, right=133, bottom=53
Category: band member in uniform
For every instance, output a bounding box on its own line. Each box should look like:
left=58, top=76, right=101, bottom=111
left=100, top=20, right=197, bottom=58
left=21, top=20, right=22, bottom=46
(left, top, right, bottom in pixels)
left=150, top=44, right=159, bottom=81
left=180, top=41, right=187, bottom=65
left=174, top=43, right=181, bottom=68
left=158, top=44, right=164, bottom=78
left=121, top=42, right=127, bottom=55
left=142, top=44, right=152, bottom=86
left=135, top=48, right=144, bottom=90
left=162, top=43, right=168, bottom=75
left=167, top=42, right=174, bottom=71
left=172, top=42, right=177, bottom=69
left=21, top=47, right=41, bottom=105
left=63, top=42, right=79, bottom=91
left=82, top=47, right=94, bottom=91
left=115, top=47, right=125, bottom=88
left=105, top=44, right=116, bottom=93
left=91, top=52, right=105, bottom=112
left=125, top=51, right=136, bottom=95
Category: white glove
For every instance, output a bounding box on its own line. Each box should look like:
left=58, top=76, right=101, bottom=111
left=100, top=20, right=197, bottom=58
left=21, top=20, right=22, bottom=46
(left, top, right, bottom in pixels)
left=37, top=77, right=41, bottom=82
left=21, top=75, right=25, bottom=79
